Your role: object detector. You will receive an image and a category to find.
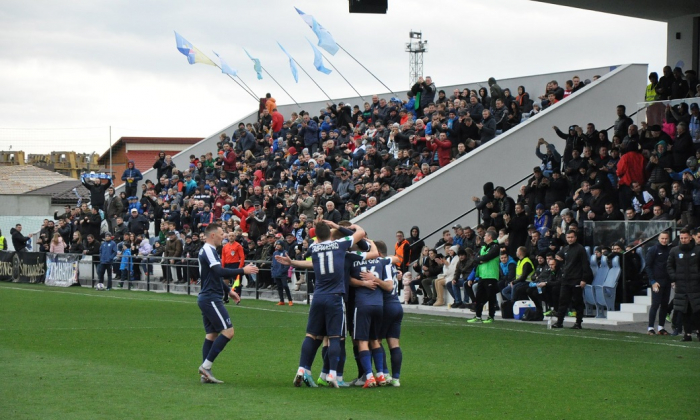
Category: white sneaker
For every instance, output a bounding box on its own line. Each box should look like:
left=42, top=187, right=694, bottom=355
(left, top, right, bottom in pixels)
left=389, top=378, right=401, bottom=387
left=349, top=377, right=365, bottom=387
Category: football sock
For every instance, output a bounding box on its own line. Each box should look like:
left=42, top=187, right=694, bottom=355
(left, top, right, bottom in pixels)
left=658, top=325, right=664, bottom=331
left=321, top=345, right=330, bottom=374
left=390, top=347, right=402, bottom=379
left=371, top=348, right=384, bottom=374
left=379, top=344, right=389, bottom=374
left=328, top=337, right=341, bottom=374
left=337, top=340, right=346, bottom=377
left=353, top=344, right=363, bottom=378
left=359, top=350, right=373, bottom=380
left=203, top=335, right=230, bottom=368
left=328, top=370, right=337, bottom=381
left=299, top=337, right=323, bottom=371
left=202, top=339, right=214, bottom=363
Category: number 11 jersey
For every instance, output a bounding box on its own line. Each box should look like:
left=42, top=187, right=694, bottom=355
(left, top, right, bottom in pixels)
left=306, top=236, right=354, bottom=295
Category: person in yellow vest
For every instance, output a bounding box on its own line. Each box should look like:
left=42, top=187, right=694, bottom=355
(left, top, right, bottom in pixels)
left=394, top=231, right=410, bottom=273
left=0, top=228, right=7, bottom=250
left=645, top=72, right=661, bottom=102
left=511, top=247, right=535, bottom=304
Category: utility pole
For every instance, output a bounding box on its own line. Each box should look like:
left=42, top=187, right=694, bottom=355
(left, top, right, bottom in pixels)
left=406, top=31, right=427, bottom=88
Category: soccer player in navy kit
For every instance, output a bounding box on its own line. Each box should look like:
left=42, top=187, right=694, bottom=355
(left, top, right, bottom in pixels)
left=361, top=241, right=403, bottom=387
left=197, top=223, right=259, bottom=384
left=349, top=241, right=395, bottom=388
left=276, top=221, right=377, bottom=388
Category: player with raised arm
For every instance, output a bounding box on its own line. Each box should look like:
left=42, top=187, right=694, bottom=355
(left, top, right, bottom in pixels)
left=276, top=220, right=378, bottom=388
left=360, top=241, right=403, bottom=387
left=197, top=223, right=259, bottom=384
left=349, top=240, right=397, bottom=388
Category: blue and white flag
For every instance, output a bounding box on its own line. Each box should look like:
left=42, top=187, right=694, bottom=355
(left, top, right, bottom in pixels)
left=306, top=38, right=331, bottom=75
left=295, top=7, right=339, bottom=55
left=243, top=49, right=263, bottom=80
left=174, top=32, right=216, bottom=66
left=212, top=51, right=237, bottom=76
left=277, top=42, right=299, bottom=83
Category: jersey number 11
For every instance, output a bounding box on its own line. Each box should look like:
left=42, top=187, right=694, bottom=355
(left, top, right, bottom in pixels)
left=318, top=251, right=335, bottom=275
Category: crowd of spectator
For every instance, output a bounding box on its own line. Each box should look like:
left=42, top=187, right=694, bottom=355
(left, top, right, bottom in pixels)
left=3, top=67, right=699, bottom=328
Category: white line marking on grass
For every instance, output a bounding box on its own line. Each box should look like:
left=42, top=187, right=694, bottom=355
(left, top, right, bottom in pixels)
left=0, top=286, right=306, bottom=315
left=403, top=320, right=699, bottom=350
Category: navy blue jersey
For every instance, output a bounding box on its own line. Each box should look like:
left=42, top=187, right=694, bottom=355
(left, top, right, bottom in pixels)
left=383, top=265, right=401, bottom=304
left=306, top=236, right=354, bottom=295
left=349, top=257, right=392, bottom=307
left=198, top=243, right=229, bottom=301
left=344, top=252, right=367, bottom=296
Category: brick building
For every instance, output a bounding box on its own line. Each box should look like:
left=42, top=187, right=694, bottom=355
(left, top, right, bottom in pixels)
left=98, top=137, right=202, bottom=187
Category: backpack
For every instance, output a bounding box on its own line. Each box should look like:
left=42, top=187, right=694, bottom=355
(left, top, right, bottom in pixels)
left=521, top=308, right=544, bottom=321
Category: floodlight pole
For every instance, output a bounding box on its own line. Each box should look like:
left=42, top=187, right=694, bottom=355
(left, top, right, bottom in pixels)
left=406, top=30, right=427, bottom=88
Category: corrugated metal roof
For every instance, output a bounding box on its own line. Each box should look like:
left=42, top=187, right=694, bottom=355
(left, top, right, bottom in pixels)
left=0, top=165, right=78, bottom=195
left=26, top=180, right=90, bottom=204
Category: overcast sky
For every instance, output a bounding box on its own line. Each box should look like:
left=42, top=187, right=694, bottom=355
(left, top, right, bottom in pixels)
left=0, top=0, right=666, bottom=156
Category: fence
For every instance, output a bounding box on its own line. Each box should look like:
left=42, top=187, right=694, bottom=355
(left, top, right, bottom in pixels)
left=67, top=254, right=313, bottom=304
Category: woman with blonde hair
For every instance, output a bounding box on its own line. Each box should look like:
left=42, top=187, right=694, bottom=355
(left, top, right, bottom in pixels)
left=50, top=233, right=66, bottom=254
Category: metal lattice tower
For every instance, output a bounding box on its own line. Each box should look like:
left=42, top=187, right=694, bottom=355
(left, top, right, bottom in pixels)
left=406, top=31, right=427, bottom=88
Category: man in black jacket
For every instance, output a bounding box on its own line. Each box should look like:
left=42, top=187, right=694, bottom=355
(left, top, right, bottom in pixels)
left=81, top=175, right=111, bottom=211
left=552, top=230, right=592, bottom=329
left=645, top=231, right=673, bottom=335
left=666, top=229, right=700, bottom=342
left=10, top=224, right=32, bottom=252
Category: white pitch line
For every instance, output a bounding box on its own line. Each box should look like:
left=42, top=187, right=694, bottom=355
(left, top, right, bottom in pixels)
left=2, top=285, right=698, bottom=350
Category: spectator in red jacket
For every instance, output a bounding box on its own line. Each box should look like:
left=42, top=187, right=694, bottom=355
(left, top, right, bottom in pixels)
left=271, top=108, right=284, bottom=137
left=427, top=132, right=453, bottom=167
left=616, top=141, right=645, bottom=211
left=222, top=143, right=238, bottom=174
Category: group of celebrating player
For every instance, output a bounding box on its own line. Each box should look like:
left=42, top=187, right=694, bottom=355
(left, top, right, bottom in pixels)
left=194, top=220, right=403, bottom=387
left=277, top=220, right=403, bottom=388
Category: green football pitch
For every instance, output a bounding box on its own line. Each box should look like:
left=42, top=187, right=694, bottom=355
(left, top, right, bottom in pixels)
left=1, top=282, right=698, bottom=420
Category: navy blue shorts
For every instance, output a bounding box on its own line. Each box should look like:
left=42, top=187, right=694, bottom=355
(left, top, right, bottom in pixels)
left=198, top=299, right=233, bottom=334
left=352, top=305, right=383, bottom=341
left=380, top=301, right=403, bottom=339
left=306, top=293, right=345, bottom=337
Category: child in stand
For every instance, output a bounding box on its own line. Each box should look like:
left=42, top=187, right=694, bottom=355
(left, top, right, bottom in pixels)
left=271, top=240, right=293, bottom=306
left=119, top=240, right=133, bottom=288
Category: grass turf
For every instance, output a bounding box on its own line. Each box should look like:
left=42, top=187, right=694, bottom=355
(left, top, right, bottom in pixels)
left=0, top=282, right=698, bottom=420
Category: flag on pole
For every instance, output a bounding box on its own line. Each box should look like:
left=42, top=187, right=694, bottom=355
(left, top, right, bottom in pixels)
left=277, top=42, right=299, bottom=83
left=306, top=38, right=331, bottom=75
left=212, top=51, right=237, bottom=76
left=294, top=7, right=339, bottom=55
left=174, top=32, right=216, bottom=66
left=243, top=49, right=263, bottom=80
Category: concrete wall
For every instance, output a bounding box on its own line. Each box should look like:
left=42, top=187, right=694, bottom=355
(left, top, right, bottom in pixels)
left=115, top=65, right=614, bottom=194
left=352, top=64, right=649, bottom=249
left=667, top=15, right=700, bottom=72
left=0, top=195, right=51, bottom=217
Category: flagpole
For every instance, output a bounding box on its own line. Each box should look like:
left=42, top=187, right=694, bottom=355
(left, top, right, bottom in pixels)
left=290, top=57, right=333, bottom=102
left=236, top=76, right=259, bottom=99
left=319, top=51, right=365, bottom=102
left=222, top=73, right=258, bottom=101
left=261, top=66, right=301, bottom=108
left=336, top=43, right=397, bottom=96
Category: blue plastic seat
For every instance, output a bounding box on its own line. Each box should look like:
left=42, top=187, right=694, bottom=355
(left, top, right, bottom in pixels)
left=585, top=246, right=591, bottom=260
left=596, top=256, right=620, bottom=313
left=584, top=255, right=608, bottom=317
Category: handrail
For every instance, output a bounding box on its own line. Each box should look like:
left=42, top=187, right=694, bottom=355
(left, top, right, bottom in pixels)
left=623, top=226, right=674, bottom=255
left=407, top=171, right=534, bottom=260
left=602, top=104, right=648, bottom=132
left=618, top=225, right=673, bottom=304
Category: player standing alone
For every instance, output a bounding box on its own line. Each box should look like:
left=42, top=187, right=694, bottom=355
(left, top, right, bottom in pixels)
left=197, top=223, right=259, bottom=384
